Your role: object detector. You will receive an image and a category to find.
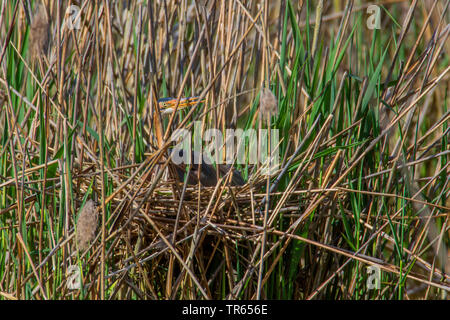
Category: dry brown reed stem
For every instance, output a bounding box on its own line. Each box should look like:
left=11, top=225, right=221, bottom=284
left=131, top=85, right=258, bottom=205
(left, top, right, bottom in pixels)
left=29, top=3, right=50, bottom=61
left=76, top=200, right=99, bottom=252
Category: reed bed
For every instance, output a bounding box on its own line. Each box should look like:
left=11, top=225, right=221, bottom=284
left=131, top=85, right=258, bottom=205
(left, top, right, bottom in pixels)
left=0, top=0, right=449, bottom=299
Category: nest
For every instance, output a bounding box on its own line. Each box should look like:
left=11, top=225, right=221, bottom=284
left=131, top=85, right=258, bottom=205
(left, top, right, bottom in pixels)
left=73, top=160, right=306, bottom=297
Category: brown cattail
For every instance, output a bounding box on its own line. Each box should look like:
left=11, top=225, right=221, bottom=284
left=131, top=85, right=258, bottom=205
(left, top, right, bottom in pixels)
left=260, top=88, right=278, bottom=120
left=29, top=4, right=50, bottom=61
left=75, top=200, right=98, bottom=252
left=0, top=88, right=5, bottom=107
left=0, top=89, right=5, bottom=134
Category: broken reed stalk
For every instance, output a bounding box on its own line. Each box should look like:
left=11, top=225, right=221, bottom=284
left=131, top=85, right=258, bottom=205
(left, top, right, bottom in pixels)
left=29, top=3, right=50, bottom=62
left=75, top=200, right=99, bottom=252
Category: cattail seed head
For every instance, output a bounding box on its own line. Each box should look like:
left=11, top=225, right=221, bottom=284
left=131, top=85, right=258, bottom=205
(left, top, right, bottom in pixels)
left=75, top=200, right=98, bottom=252
left=260, top=88, right=278, bottom=120
left=29, top=4, right=50, bottom=61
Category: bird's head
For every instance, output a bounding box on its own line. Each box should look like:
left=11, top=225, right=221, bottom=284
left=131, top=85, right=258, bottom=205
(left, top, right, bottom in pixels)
left=158, top=96, right=204, bottom=115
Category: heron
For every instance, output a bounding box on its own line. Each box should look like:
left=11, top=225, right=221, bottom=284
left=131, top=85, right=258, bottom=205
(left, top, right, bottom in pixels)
left=155, top=97, right=245, bottom=187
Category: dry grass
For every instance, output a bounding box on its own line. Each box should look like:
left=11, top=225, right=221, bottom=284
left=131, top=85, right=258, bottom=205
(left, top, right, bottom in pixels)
left=75, top=199, right=98, bottom=252
left=0, top=0, right=448, bottom=299
left=28, top=3, right=50, bottom=61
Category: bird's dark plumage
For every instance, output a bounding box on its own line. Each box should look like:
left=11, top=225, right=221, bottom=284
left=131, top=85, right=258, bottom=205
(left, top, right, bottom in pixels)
left=170, top=149, right=245, bottom=187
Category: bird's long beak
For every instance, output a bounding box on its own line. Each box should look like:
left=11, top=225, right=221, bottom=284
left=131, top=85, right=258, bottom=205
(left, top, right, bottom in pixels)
left=158, top=96, right=205, bottom=115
